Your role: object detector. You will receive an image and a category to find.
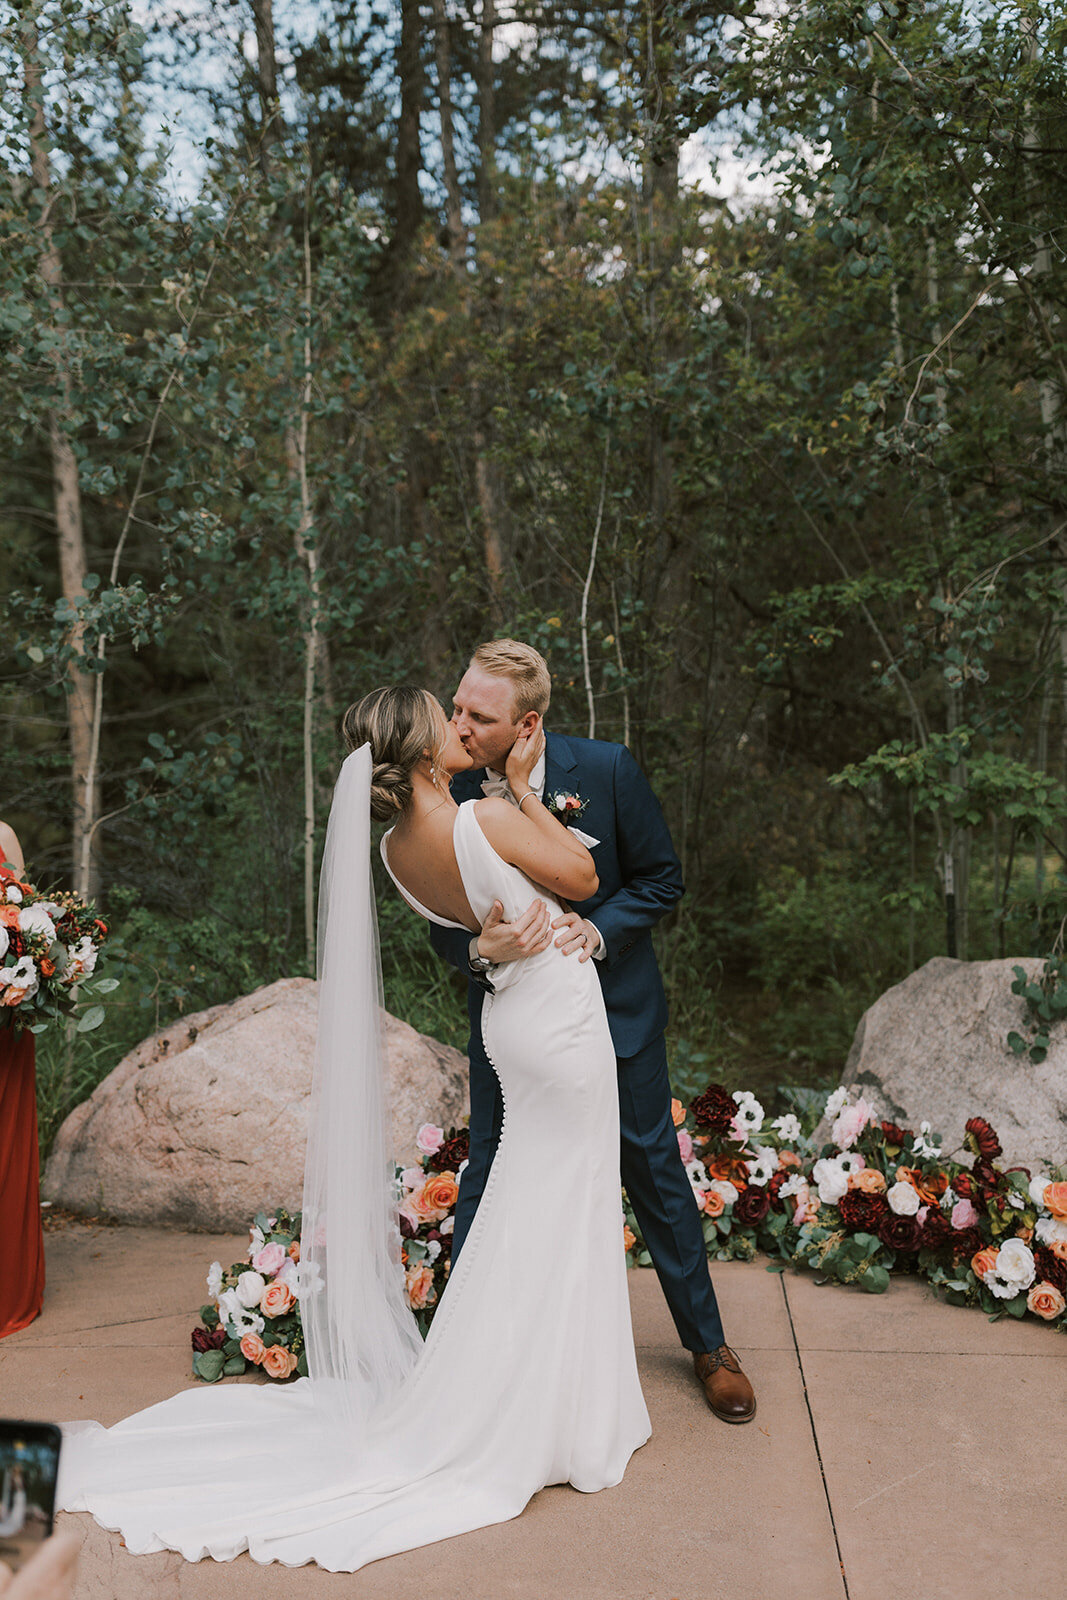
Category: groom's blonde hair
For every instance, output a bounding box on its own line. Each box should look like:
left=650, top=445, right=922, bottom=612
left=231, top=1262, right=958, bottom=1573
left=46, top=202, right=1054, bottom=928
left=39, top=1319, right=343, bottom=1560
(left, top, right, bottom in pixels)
left=470, top=639, right=551, bottom=718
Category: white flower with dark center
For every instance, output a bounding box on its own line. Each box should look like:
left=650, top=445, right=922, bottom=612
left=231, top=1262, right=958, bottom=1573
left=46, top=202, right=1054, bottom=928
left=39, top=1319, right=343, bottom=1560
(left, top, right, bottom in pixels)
left=746, top=1146, right=779, bottom=1188
left=731, top=1091, right=764, bottom=1135
left=837, top=1151, right=866, bottom=1176
left=0, top=955, right=38, bottom=997
left=985, top=1272, right=1021, bottom=1301
left=685, top=1159, right=710, bottom=1193
left=772, top=1113, right=802, bottom=1142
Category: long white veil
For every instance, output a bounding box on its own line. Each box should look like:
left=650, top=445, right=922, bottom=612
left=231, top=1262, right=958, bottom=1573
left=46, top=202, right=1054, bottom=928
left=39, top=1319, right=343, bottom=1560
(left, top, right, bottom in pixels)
left=301, top=744, right=422, bottom=1424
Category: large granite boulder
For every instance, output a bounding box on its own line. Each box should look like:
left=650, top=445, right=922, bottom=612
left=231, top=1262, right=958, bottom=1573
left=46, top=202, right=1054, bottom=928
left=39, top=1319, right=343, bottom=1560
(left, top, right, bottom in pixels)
left=44, top=977, right=469, bottom=1230
left=836, top=956, right=1066, bottom=1169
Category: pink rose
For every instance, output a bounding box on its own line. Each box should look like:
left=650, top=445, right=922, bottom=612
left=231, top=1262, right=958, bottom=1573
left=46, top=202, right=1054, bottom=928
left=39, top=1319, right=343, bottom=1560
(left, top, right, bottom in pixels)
left=831, top=1098, right=875, bottom=1150
left=261, top=1281, right=294, bottom=1317
left=252, top=1242, right=286, bottom=1276
left=416, top=1123, right=445, bottom=1156
left=677, top=1129, right=694, bottom=1163
left=405, top=1262, right=436, bottom=1310
left=951, top=1198, right=980, bottom=1231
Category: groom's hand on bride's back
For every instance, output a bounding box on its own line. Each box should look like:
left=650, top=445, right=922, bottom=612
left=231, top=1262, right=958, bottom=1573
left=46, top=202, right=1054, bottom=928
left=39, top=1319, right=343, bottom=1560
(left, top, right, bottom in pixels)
left=476, top=898, right=554, bottom=963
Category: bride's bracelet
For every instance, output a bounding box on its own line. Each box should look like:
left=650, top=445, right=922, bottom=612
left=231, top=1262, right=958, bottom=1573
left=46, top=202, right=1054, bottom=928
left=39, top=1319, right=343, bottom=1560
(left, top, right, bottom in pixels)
left=517, top=790, right=539, bottom=813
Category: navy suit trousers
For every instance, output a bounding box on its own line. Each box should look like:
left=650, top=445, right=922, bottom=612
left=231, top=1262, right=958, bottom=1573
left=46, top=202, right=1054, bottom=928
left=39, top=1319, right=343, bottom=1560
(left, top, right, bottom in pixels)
left=451, top=1034, right=726, bottom=1355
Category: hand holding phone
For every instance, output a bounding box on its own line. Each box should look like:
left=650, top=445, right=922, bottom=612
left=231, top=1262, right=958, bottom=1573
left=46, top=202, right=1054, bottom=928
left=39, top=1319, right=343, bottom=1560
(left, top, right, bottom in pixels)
left=0, top=1424, right=61, bottom=1580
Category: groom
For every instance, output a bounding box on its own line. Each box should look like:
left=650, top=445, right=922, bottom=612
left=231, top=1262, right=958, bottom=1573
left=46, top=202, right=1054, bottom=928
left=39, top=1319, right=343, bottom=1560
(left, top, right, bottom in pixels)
left=430, top=639, right=756, bottom=1424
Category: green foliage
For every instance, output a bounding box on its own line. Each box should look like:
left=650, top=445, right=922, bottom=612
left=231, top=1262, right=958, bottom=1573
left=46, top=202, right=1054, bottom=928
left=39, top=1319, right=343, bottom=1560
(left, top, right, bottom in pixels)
left=1008, top=955, right=1067, bottom=1064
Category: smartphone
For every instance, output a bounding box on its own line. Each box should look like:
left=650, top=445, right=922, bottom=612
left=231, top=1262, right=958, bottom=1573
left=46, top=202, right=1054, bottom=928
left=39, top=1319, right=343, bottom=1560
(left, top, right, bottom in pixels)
left=0, top=1420, right=62, bottom=1574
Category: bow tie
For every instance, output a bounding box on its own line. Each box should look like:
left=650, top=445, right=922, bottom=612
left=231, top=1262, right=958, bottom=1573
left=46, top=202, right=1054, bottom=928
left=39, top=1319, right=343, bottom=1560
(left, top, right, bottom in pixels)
left=481, top=753, right=546, bottom=804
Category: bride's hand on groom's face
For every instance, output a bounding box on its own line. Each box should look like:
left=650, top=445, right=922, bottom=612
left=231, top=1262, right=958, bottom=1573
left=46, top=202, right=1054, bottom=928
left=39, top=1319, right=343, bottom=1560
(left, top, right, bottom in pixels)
left=476, top=898, right=553, bottom=963
left=504, top=716, right=545, bottom=795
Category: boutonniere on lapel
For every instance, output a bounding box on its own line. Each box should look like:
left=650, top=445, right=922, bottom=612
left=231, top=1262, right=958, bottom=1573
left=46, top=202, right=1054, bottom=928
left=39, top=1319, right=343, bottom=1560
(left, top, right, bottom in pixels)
left=546, top=790, right=590, bottom=828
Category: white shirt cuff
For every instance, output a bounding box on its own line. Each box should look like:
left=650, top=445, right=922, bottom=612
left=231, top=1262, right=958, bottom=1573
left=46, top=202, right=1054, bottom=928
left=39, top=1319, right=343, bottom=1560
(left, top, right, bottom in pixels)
left=587, top=920, right=606, bottom=960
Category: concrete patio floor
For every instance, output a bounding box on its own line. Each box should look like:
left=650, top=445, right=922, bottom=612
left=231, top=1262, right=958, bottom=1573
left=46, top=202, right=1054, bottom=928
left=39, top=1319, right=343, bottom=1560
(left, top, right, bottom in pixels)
left=1, top=1219, right=1063, bottom=1600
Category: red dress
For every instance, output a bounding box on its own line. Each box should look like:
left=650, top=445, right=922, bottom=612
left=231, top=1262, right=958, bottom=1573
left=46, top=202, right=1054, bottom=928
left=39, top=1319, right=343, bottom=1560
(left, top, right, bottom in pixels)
left=0, top=876, right=45, bottom=1336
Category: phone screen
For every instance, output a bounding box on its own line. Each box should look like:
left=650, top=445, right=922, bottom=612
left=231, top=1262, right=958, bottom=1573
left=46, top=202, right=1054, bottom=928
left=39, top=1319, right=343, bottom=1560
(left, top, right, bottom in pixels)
left=0, top=1421, right=61, bottom=1574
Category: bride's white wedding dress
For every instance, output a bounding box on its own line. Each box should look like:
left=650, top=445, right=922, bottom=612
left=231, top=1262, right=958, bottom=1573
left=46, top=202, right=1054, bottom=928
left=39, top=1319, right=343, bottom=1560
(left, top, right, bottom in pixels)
left=58, top=798, right=650, bottom=1572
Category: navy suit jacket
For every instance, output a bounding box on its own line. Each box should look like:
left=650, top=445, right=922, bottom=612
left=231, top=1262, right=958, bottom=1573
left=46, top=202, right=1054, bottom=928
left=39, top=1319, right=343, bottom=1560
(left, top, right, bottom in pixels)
left=430, top=731, right=684, bottom=1058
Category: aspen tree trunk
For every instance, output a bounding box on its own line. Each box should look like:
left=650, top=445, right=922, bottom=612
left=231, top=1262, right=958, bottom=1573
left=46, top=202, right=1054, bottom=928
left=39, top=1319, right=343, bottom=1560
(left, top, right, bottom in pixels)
left=25, top=17, right=95, bottom=895
left=433, top=0, right=507, bottom=624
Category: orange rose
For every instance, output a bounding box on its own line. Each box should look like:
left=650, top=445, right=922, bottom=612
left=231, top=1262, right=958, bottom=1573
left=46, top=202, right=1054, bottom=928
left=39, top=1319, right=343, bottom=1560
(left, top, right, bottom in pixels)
left=405, top=1262, right=436, bottom=1310
left=702, top=1189, right=726, bottom=1219
left=1044, top=1182, right=1067, bottom=1222
left=2, top=987, right=28, bottom=1007
left=848, top=1168, right=887, bottom=1195
left=1027, top=1282, right=1066, bottom=1320
left=261, top=1344, right=298, bottom=1379
left=706, top=1155, right=750, bottom=1188
left=287, top=1241, right=300, bottom=1261
left=623, top=1224, right=636, bottom=1252
left=421, top=1171, right=459, bottom=1214
left=0, top=906, right=19, bottom=928
left=896, top=1166, right=948, bottom=1206
left=971, top=1246, right=999, bottom=1282
left=239, top=1332, right=265, bottom=1364
left=260, top=1281, right=294, bottom=1318
left=670, top=1098, right=686, bottom=1128
left=39, top=958, right=55, bottom=977
left=778, top=1150, right=803, bottom=1171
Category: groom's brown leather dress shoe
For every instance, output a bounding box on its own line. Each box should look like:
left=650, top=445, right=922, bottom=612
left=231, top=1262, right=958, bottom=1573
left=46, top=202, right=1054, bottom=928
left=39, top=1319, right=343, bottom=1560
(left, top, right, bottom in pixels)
left=694, top=1347, right=756, bottom=1423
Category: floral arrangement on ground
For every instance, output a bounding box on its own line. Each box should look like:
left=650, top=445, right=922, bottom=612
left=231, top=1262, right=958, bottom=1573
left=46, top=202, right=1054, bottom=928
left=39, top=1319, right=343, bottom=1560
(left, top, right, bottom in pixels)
left=190, top=1090, right=1066, bottom=1380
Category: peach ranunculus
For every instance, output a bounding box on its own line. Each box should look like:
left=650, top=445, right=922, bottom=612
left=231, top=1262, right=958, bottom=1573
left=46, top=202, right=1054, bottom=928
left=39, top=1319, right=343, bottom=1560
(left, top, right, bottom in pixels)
left=405, top=1262, right=436, bottom=1310
left=623, top=1224, right=636, bottom=1252
left=1047, top=1237, right=1067, bottom=1263
left=777, top=1150, right=803, bottom=1171
left=702, top=1189, right=726, bottom=1219
left=848, top=1168, right=888, bottom=1195
left=240, top=1332, right=266, bottom=1364
left=706, top=1154, right=751, bottom=1188
left=260, top=1281, right=295, bottom=1318
left=896, top=1166, right=948, bottom=1206
left=670, top=1098, right=686, bottom=1128
left=971, top=1246, right=999, bottom=1282
left=262, top=1344, right=298, bottom=1379
left=1027, top=1281, right=1066, bottom=1320
left=287, top=1241, right=300, bottom=1261
left=1044, top=1182, right=1067, bottom=1222
left=420, top=1171, right=459, bottom=1215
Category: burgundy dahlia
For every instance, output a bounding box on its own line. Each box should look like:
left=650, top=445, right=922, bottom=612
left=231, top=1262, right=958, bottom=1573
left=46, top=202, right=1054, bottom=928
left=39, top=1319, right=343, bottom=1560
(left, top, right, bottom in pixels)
left=191, top=1326, right=226, bottom=1353
left=1034, top=1246, right=1067, bottom=1298
left=949, top=1226, right=984, bottom=1261
left=880, top=1120, right=914, bottom=1148
left=428, top=1131, right=470, bottom=1173
left=689, top=1083, right=737, bottom=1137
left=837, top=1191, right=889, bottom=1232
left=877, top=1213, right=922, bottom=1254
left=733, top=1186, right=771, bottom=1226
left=920, top=1206, right=952, bottom=1254
left=965, top=1117, right=1002, bottom=1162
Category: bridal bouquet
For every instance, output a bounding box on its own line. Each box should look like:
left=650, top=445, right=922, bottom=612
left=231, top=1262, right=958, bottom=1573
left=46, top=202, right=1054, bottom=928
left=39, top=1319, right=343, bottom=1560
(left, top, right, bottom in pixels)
left=192, top=1210, right=318, bottom=1382
left=0, top=871, right=115, bottom=1034
left=395, top=1122, right=468, bottom=1334
left=622, top=1082, right=1067, bottom=1332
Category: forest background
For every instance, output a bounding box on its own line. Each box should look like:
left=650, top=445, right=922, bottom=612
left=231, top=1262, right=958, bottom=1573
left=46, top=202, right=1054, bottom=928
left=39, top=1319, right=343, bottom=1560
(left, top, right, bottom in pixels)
left=3, top=0, right=1066, bottom=1159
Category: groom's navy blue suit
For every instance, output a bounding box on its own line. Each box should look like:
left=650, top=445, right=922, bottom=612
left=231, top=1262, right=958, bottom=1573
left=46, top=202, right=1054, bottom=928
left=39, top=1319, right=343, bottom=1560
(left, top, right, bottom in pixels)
left=431, top=730, right=726, bottom=1354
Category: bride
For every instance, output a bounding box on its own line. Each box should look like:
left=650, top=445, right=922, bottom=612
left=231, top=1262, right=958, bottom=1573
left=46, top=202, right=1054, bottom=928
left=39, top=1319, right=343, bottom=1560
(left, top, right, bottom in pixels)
left=58, top=686, right=650, bottom=1572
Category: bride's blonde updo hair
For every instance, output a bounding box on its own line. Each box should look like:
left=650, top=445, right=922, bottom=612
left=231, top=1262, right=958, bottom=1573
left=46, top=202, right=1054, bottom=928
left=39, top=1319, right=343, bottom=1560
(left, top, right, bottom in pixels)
left=342, top=686, right=447, bottom=823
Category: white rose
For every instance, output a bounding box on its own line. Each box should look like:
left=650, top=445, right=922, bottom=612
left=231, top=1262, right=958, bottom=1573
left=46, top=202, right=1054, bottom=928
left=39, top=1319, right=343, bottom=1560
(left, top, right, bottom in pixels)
left=206, top=1261, right=224, bottom=1299
left=426, top=1239, right=441, bottom=1263
left=5, top=884, right=23, bottom=904
left=0, top=928, right=8, bottom=961
left=812, top=1157, right=849, bottom=1206
left=1036, top=1215, right=1067, bottom=1248
left=18, top=905, right=56, bottom=943
left=440, top=1215, right=455, bottom=1235
left=887, top=1181, right=921, bottom=1216
left=1029, top=1174, right=1051, bottom=1209
left=772, top=1113, right=802, bottom=1142
left=235, top=1270, right=266, bottom=1309
left=707, top=1179, right=739, bottom=1207
left=994, top=1238, right=1035, bottom=1289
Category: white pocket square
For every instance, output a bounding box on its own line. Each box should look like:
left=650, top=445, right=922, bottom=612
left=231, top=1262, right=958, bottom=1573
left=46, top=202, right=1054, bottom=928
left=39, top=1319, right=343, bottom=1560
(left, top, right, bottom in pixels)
left=572, top=828, right=600, bottom=849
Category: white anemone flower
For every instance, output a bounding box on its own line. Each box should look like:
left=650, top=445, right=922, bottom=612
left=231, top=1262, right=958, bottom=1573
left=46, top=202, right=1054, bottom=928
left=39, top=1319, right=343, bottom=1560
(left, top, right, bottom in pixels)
left=772, top=1112, right=802, bottom=1142
left=731, top=1090, right=764, bottom=1135
left=746, top=1146, right=779, bottom=1188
